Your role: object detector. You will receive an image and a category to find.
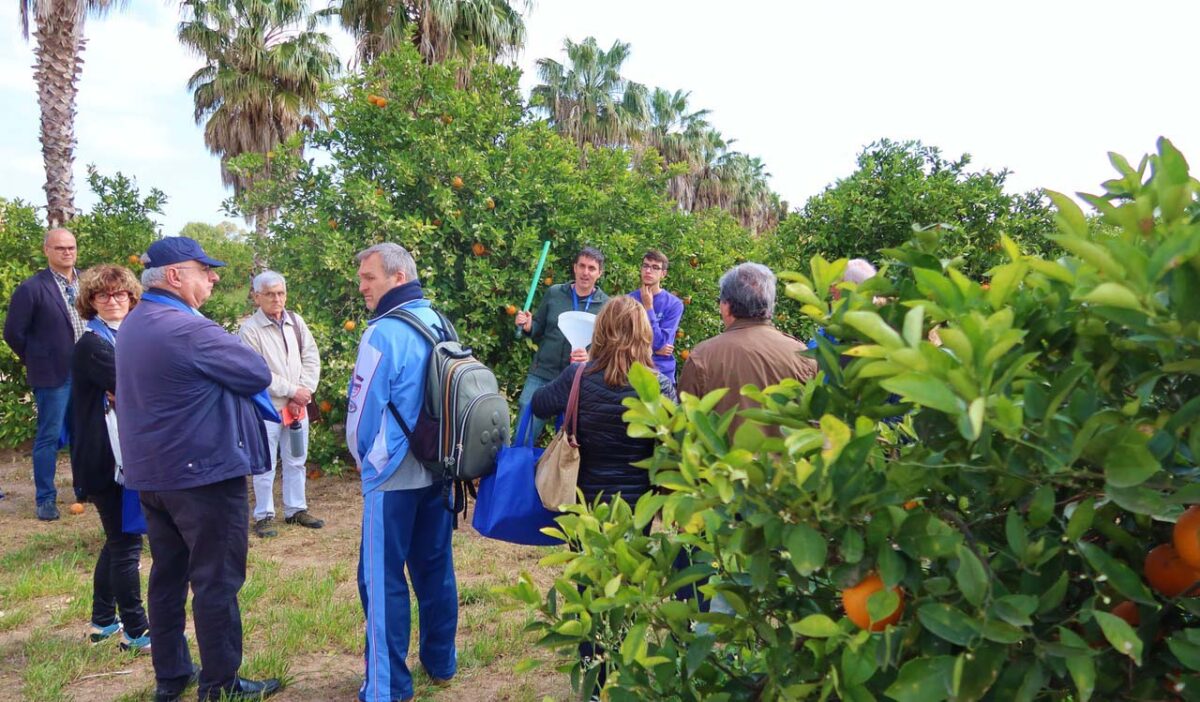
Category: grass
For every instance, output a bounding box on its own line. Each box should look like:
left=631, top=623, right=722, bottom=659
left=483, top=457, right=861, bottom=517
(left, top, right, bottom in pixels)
left=0, top=464, right=570, bottom=701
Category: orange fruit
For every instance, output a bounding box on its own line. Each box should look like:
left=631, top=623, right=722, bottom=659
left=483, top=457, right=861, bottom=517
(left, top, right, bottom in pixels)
left=367, top=94, right=380, bottom=105
left=505, top=304, right=517, bottom=316
left=1144, top=543, right=1200, bottom=597
left=127, top=254, right=140, bottom=264
left=328, top=219, right=337, bottom=229
left=675, top=330, right=684, bottom=340
left=680, top=349, right=690, bottom=361
left=682, top=296, right=692, bottom=306
left=842, top=573, right=904, bottom=631
left=319, top=400, right=333, bottom=413
left=69, top=502, right=85, bottom=515
left=307, top=469, right=321, bottom=480
left=1111, top=600, right=1140, bottom=627
left=451, top=176, right=464, bottom=190
left=981, top=283, right=991, bottom=290
left=375, top=188, right=385, bottom=197
left=471, top=242, right=487, bottom=256
left=1173, top=505, right=1200, bottom=569
left=343, top=320, right=356, bottom=332
left=432, top=218, right=442, bottom=227
left=440, top=113, right=453, bottom=125
left=903, top=500, right=920, bottom=510
left=376, top=97, right=388, bottom=108
left=543, top=276, right=553, bottom=286
left=485, top=197, right=496, bottom=210
left=689, top=257, right=699, bottom=268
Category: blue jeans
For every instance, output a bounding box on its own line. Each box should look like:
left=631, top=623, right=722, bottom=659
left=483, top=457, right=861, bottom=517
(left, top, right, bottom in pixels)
left=516, top=373, right=551, bottom=443
left=33, top=381, right=71, bottom=504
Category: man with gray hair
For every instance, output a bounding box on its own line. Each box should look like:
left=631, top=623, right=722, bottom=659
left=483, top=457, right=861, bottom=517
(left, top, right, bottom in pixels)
left=238, top=271, right=323, bottom=538
left=347, top=242, right=458, bottom=702
left=678, top=262, right=817, bottom=436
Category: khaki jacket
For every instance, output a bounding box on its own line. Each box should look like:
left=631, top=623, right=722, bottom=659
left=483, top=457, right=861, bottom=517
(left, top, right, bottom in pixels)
left=678, top=318, right=817, bottom=434
left=238, top=308, right=321, bottom=409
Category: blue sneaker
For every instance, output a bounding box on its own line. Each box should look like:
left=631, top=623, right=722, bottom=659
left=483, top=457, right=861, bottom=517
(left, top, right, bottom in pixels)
left=121, top=630, right=151, bottom=653
left=89, top=620, right=122, bottom=643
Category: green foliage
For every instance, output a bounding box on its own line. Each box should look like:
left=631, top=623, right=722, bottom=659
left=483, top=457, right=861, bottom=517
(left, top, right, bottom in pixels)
left=178, top=221, right=256, bottom=328
left=0, top=198, right=48, bottom=447
left=232, top=41, right=753, bottom=469
left=510, top=139, right=1200, bottom=701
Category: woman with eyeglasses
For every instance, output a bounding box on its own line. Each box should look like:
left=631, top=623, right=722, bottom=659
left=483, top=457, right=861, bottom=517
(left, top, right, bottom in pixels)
left=69, top=264, right=151, bottom=653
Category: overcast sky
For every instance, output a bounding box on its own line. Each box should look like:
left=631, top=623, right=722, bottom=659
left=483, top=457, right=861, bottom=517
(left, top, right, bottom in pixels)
left=2, top=1, right=1197, bottom=236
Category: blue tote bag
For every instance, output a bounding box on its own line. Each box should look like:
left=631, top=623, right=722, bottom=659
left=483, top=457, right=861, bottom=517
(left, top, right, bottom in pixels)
left=472, top=405, right=561, bottom=546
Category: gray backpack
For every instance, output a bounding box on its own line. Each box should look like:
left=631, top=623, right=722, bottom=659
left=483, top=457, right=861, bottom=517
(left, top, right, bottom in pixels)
left=385, top=308, right=509, bottom=515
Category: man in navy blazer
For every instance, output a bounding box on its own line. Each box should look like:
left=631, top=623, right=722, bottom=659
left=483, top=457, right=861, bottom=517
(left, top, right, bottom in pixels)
left=3, top=228, right=85, bottom=521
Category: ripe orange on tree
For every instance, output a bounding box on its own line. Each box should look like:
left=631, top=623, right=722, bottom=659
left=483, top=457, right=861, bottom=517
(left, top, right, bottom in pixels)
left=680, top=349, right=690, bottom=361
left=842, top=572, right=904, bottom=631
left=505, top=304, right=517, bottom=316
left=485, top=197, right=496, bottom=210
left=1173, top=505, right=1200, bottom=569
left=471, top=242, right=487, bottom=256
left=127, top=254, right=140, bottom=265
left=1111, top=600, right=1140, bottom=627
left=451, top=176, right=464, bottom=190
left=1144, top=543, right=1200, bottom=597
left=343, top=320, right=357, bottom=332
left=319, top=400, right=333, bottom=413
left=544, top=276, right=553, bottom=286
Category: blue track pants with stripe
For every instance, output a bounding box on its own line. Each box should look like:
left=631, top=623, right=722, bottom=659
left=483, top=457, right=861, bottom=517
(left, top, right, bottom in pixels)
left=358, top=482, right=458, bottom=702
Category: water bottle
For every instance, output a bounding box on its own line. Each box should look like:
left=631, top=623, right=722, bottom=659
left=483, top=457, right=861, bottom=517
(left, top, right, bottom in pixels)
left=288, top=416, right=304, bottom=454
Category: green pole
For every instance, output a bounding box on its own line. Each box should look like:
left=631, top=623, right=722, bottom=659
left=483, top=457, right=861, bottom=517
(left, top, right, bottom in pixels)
left=523, top=240, right=552, bottom=311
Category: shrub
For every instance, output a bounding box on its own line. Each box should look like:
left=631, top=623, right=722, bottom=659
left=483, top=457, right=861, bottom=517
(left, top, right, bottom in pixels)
left=509, top=138, right=1200, bottom=701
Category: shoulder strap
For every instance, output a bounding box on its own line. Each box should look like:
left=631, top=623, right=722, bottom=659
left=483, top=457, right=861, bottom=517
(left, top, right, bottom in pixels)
left=384, top=306, right=457, bottom=344
left=564, top=363, right=586, bottom=442
left=287, top=310, right=304, bottom=356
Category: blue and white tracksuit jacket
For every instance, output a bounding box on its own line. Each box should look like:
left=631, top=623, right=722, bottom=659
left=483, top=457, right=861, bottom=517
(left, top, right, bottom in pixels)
left=348, top=296, right=458, bottom=702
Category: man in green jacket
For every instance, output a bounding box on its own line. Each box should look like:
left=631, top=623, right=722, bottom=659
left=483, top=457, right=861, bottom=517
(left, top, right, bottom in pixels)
left=514, top=246, right=609, bottom=439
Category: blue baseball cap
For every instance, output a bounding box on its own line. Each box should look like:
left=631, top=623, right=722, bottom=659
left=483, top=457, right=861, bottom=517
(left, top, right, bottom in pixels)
left=144, top=237, right=226, bottom=268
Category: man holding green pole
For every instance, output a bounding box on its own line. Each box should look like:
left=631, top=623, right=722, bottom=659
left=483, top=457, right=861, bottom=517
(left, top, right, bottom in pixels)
left=514, top=245, right=609, bottom=440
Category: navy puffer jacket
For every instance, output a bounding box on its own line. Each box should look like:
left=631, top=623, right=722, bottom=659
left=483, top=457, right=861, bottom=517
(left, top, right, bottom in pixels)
left=532, top=361, right=676, bottom=504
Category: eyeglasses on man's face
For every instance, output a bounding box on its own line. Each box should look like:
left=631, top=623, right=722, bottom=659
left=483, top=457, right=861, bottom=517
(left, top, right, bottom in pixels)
left=49, top=246, right=77, bottom=254
left=173, top=264, right=214, bottom=276
left=93, top=290, right=131, bottom=303
left=640, top=262, right=664, bottom=271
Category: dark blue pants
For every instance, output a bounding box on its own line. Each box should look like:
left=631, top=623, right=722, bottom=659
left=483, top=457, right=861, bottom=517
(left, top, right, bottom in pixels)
left=90, top=485, right=148, bottom=637
left=32, top=381, right=70, bottom=504
left=358, top=482, right=457, bottom=702
left=140, top=477, right=248, bottom=700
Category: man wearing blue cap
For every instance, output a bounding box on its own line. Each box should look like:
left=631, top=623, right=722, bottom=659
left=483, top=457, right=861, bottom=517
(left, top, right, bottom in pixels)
left=116, top=237, right=281, bottom=702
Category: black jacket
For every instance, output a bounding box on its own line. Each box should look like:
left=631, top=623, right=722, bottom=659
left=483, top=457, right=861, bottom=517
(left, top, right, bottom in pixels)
left=70, top=331, right=118, bottom=497
left=532, top=362, right=676, bottom=504
left=3, top=269, right=76, bottom=387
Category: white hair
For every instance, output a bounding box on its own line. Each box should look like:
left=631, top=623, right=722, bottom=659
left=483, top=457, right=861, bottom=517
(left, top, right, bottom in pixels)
left=844, top=258, right=877, bottom=285
left=141, top=265, right=168, bottom=288
left=357, top=242, right=418, bottom=282
left=252, top=270, right=286, bottom=292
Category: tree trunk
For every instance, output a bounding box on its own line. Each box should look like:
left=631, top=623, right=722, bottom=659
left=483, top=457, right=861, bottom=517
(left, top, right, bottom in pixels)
left=33, top=7, right=85, bottom=228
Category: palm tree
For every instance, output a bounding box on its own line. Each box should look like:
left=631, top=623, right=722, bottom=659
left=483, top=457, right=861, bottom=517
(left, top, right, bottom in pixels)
left=324, top=0, right=525, bottom=67
left=641, top=87, right=710, bottom=205
left=531, top=36, right=648, bottom=151
left=179, top=0, right=339, bottom=235
left=18, top=0, right=120, bottom=226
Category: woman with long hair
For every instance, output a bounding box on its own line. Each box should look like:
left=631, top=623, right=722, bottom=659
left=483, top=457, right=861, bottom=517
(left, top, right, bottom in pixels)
left=69, top=264, right=150, bottom=652
left=531, top=295, right=676, bottom=506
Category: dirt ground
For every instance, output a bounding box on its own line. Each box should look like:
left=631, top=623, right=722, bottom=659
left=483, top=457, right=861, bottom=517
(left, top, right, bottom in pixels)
left=0, top=447, right=571, bottom=702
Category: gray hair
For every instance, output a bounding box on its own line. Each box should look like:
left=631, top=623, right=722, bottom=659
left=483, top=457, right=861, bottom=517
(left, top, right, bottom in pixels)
left=357, top=242, right=418, bottom=282
left=844, top=258, right=877, bottom=284
left=43, top=227, right=73, bottom=245
left=252, top=270, right=286, bottom=292
left=141, top=265, right=168, bottom=288
left=719, top=262, right=776, bottom=320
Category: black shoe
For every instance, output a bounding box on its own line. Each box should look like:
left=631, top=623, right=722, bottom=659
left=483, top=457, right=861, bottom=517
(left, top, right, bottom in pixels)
left=284, top=510, right=324, bottom=529
left=36, top=501, right=59, bottom=521
left=202, top=677, right=282, bottom=701
left=154, top=665, right=199, bottom=702
left=253, top=517, right=278, bottom=538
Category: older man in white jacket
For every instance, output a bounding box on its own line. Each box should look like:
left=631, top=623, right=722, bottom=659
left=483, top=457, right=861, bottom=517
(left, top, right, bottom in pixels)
left=238, top=270, right=323, bottom=538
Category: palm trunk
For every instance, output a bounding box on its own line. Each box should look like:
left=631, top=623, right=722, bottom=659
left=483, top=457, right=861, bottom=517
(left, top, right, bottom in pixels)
left=33, top=7, right=85, bottom=227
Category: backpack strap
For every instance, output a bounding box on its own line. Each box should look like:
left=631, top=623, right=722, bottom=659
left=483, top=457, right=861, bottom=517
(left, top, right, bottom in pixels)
left=384, top=306, right=456, bottom=344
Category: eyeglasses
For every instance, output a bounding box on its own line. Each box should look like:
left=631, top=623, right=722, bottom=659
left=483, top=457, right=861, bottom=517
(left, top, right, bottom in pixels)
left=93, top=290, right=131, bottom=303
left=257, top=291, right=287, bottom=298
left=49, top=246, right=77, bottom=254
left=640, top=263, right=664, bottom=271
left=173, top=264, right=213, bottom=276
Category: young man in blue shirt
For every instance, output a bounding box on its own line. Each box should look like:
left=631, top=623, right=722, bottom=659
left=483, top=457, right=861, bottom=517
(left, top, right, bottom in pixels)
left=628, top=250, right=684, bottom=385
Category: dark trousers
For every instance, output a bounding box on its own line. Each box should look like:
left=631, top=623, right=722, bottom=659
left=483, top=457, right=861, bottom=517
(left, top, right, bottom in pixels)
left=90, top=485, right=148, bottom=637
left=358, top=482, right=457, bottom=702
left=140, top=477, right=248, bottom=700
left=32, top=381, right=70, bottom=504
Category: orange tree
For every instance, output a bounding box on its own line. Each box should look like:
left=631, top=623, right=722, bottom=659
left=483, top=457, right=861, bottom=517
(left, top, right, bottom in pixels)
left=234, top=41, right=754, bottom=470
left=507, top=139, right=1200, bottom=701
left=0, top=170, right=164, bottom=447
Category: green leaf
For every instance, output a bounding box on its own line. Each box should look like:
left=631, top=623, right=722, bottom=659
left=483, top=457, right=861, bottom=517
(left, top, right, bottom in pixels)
left=1093, top=610, right=1143, bottom=664
left=991, top=595, right=1037, bottom=627
left=954, top=544, right=988, bottom=607
left=619, top=621, right=647, bottom=664
left=1037, top=571, right=1069, bottom=614
left=1079, top=282, right=1143, bottom=311
left=1078, top=542, right=1156, bottom=604
left=917, top=603, right=980, bottom=646
left=1005, top=509, right=1028, bottom=557
left=841, top=642, right=878, bottom=686
left=884, top=656, right=955, bottom=702
left=981, top=620, right=1025, bottom=644
left=1027, top=486, right=1055, bottom=528
left=896, top=513, right=963, bottom=560
left=867, top=589, right=901, bottom=627
left=791, top=614, right=841, bottom=638
left=843, top=310, right=905, bottom=349
left=841, top=528, right=865, bottom=564
left=1167, top=633, right=1200, bottom=671
left=1045, top=190, right=1088, bottom=238
left=1065, top=498, right=1096, bottom=541
left=880, top=373, right=963, bottom=415
left=628, top=362, right=662, bottom=401
left=1104, top=430, right=1161, bottom=488
left=956, top=643, right=1005, bottom=701
left=1064, top=653, right=1095, bottom=701
left=902, top=305, right=925, bottom=347
left=786, top=524, right=828, bottom=576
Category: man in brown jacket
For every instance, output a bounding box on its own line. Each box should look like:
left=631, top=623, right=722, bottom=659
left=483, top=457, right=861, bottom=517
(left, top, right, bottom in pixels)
left=678, top=262, right=817, bottom=433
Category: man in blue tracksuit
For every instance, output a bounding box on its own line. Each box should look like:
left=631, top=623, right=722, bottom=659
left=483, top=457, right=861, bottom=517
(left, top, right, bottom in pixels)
left=347, top=242, right=457, bottom=702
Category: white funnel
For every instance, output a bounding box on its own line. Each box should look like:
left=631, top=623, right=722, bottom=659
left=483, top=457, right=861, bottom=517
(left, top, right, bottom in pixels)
left=559, top=311, right=596, bottom=349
